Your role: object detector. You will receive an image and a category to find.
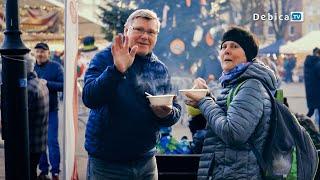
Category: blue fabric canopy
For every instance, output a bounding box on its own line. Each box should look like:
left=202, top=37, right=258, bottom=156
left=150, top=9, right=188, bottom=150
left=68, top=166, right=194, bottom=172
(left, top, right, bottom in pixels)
left=259, top=39, right=285, bottom=54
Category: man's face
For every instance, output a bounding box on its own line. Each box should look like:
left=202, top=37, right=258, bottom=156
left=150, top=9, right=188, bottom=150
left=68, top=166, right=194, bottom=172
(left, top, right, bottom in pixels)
left=124, top=17, right=158, bottom=56
left=35, top=48, right=50, bottom=64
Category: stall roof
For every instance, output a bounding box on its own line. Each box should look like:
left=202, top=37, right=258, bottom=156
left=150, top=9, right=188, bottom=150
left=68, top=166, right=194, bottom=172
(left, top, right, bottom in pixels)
left=280, top=31, right=320, bottom=54
left=259, top=39, right=285, bottom=54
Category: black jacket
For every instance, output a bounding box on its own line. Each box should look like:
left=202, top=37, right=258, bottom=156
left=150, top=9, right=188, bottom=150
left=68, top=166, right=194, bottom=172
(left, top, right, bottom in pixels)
left=304, top=55, right=320, bottom=109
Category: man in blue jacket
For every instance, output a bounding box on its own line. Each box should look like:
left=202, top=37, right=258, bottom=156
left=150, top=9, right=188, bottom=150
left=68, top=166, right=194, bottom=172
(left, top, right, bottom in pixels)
left=83, top=9, right=181, bottom=180
left=34, top=42, right=64, bottom=180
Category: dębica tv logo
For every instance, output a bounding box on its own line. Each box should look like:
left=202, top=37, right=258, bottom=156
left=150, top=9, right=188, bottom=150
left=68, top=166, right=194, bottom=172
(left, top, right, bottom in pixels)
left=253, top=12, right=304, bottom=22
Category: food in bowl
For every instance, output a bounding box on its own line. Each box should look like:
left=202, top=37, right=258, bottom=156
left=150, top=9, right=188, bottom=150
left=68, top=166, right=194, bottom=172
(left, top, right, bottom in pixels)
left=146, top=94, right=175, bottom=106
left=179, top=89, right=208, bottom=98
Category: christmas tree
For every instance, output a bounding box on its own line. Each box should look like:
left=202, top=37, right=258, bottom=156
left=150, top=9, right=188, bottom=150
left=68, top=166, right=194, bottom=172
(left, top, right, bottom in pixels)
left=100, top=0, right=226, bottom=75
left=136, top=0, right=224, bottom=75
left=99, top=2, right=133, bottom=41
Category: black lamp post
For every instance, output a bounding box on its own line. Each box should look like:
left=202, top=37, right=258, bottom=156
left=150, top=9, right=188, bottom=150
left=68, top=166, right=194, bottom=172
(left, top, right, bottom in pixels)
left=0, top=0, right=30, bottom=179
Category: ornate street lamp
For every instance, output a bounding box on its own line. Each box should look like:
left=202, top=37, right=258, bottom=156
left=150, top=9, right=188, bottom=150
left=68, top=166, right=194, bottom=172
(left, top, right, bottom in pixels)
left=0, top=0, right=30, bottom=179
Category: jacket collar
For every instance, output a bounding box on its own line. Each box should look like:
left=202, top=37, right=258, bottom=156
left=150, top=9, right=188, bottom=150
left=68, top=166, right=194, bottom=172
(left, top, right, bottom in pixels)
left=135, top=52, right=157, bottom=62
left=36, top=60, right=49, bottom=67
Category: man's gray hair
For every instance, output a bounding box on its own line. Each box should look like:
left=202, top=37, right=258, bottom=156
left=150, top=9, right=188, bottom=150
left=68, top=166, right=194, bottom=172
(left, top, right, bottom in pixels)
left=25, top=54, right=35, bottom=73
left=124, top=9, right=161, bottom=32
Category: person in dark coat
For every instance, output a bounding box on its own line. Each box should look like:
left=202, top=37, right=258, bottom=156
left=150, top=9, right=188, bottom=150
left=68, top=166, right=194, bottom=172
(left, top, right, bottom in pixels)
left=283, top=54, right=296, bottom=83
left=34, top=42, right=64, bottom=180
left=304, top=47, right=320, bottom=126
left=185, top=26, right=278, bottom=179
left=25, top=54, right=49, bottom=180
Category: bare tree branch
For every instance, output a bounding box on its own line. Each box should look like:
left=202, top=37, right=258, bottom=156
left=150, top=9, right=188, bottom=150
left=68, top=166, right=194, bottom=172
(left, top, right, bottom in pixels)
left=268, top=0, right=291, bottom=40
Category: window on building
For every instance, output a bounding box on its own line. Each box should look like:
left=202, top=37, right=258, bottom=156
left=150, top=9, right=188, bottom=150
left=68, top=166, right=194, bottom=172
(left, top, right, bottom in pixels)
left=289, top=26, right=295, bottom=36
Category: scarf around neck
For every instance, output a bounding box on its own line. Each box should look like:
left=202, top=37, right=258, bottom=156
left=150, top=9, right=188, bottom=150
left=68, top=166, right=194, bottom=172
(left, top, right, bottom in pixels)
left=219, top=62, right=252, bottom=86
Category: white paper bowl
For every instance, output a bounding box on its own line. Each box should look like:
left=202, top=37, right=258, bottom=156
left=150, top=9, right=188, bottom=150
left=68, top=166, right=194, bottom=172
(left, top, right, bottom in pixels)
left=146, top=95, right=175, bottom=106
left=179, top=89, right=208, bottom=98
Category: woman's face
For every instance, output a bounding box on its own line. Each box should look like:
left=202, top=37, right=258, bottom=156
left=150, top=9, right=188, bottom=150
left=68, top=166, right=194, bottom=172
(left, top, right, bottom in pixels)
left=219, top=41, right=247, bottom=72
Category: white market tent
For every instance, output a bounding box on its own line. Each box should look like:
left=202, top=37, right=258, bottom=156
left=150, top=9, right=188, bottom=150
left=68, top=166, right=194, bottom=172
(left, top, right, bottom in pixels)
left=280, top=31, right=320, bottom=54
left=279, top=41, right=299, bottom=54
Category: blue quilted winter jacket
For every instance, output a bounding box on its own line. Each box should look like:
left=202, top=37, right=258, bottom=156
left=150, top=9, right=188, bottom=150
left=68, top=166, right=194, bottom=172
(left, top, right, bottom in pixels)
left=83, top=47, right=181, bottom=162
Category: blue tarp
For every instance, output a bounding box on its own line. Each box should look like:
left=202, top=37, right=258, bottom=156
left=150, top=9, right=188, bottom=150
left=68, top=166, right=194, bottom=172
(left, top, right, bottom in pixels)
left=259, top=39, right=285, bottom=54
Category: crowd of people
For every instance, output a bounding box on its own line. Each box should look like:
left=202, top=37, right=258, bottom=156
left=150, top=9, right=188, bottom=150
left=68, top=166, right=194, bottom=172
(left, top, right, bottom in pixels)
left=1, top=8, right=320, bottom=180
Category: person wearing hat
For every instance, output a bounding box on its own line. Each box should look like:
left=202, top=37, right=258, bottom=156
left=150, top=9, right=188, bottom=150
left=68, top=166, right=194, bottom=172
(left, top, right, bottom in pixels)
left=184, top=26, right=278, bottom=179
left=25, top=54, right=50, bottom=180
left=81, top=36, right=98, bottom=52
left=78, top=36, right=99, bottom=77
left=304, top=47, right=320, bottom=128
left=77, top=36, right=100, bottom=116
left=78, top=35, right=99, bottom=88
left=34, top=42, right=64, bottom=180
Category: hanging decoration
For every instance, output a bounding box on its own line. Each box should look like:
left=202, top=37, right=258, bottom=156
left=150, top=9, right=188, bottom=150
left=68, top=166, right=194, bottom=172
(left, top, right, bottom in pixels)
left=205, top=31, right=214, bottom=46
left=20, top=8, right=62, bottom=33
left=191, top=25, right=204, bottom=47
left=186, top=0, right=192, bottom=7
left=172, top=14, right=176, bottom=28
left=161, top=4, right=170, bottom=28
left=200, top=0, right=207, bottom=5
left=170, top=38, right=185, bottom=55
left=201, top=6, right=208, bottom=18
